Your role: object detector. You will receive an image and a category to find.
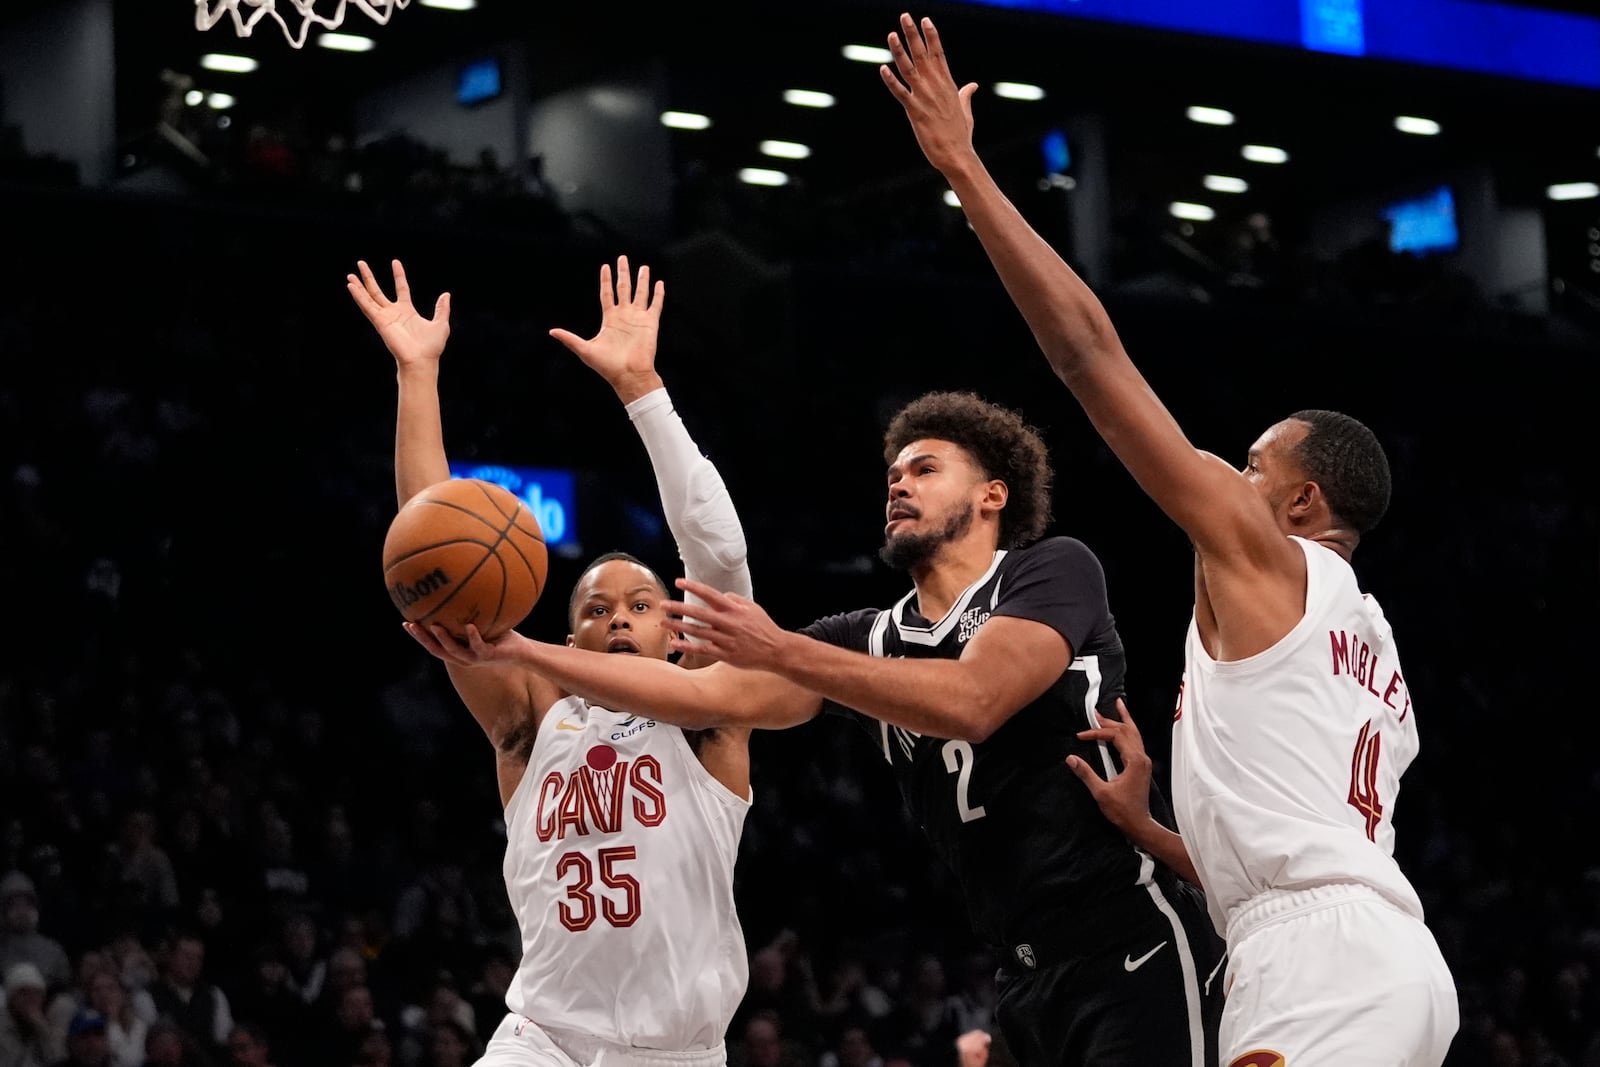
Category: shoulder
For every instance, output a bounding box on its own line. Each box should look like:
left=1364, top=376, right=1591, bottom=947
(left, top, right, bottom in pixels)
left=1003, top=536, right=1106, bottom=577
left=800, top=607, right=883, bottom=647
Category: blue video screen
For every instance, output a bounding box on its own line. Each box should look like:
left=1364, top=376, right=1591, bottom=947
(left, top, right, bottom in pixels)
left=448, top=462, right=578, bottom=549
left=457, top=56, right=502, bottom=106
left=1381, top=185, right=1459, bottom=256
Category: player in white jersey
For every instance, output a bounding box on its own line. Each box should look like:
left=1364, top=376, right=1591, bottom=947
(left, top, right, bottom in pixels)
left=874, top=13, right=1458, bottom=1065
left=350, top=256, right=753, bottom=1067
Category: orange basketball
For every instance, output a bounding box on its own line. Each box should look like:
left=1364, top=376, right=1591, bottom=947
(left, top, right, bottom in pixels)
left=382, top=478, right=548, bottom=640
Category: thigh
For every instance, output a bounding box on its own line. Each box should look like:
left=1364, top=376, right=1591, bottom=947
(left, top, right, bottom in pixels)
left=1221, top=903, right=1458, bottom=1067
left=474, top=1015, right=582, bottom=1067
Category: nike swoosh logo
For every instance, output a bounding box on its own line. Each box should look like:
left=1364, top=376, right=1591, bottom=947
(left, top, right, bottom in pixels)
left=555, top=720, right=583, bottom=731
left=1124, top=941, right=1168, bottom=972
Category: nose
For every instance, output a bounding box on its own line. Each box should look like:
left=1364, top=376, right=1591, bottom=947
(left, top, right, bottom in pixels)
left=609, top=613, right=630, bottom=630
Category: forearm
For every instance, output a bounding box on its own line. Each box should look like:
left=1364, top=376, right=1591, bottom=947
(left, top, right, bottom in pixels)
left=769, top=632, right=995, bottom=742
left=1124, top=817, right=1202, bottom=887
left=512, top=639, right=736, bottom=730
left=395, top=363, right=451, bottom=507
left=627, top=387, right=752, bottom=599
left=941, top=153, right=1125, bottom=384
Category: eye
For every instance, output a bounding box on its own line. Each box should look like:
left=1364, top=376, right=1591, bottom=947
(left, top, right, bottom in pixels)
left=633, top=601, right=651, bottom=612
left=920, top=465, right=936, bottom=475
left=589, top=605, right=607, bottom=617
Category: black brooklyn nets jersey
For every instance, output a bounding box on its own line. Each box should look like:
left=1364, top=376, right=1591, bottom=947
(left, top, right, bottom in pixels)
left=802, top=537, right=1165, bottom=950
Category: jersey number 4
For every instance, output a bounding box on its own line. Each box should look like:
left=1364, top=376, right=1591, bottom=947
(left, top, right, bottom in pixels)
left=1347, top=720, right=1383, bottom=841
left=942, top=740, right=987, bottom=823
left=556, top=847, right=642, bottom=931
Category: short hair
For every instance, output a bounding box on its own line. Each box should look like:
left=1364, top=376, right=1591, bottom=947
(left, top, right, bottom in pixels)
left=1287, top=409, right=1392, bottom=534
left=883, top=391, right=1053, bottom=549
left=567, top=551, right=669, bottom=629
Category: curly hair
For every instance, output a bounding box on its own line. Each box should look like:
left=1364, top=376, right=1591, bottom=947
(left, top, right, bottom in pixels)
left=883, top=391, right=1053, bottom=549
left=1287, top=409, right=1392, bottom=534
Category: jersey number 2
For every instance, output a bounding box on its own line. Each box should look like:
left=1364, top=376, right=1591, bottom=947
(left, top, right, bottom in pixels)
left=1347, top=720, right=1383, bottom=841
left=941, top=740, right=988, bottom=823
left=556, top=847, right=642, bottom=931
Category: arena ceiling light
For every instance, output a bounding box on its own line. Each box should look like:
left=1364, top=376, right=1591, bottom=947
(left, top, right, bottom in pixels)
left=944, top=190, right=961, bottom=207
left=660, top=111, right=711, bottom=130
left=1170, top=201, right=1216, bottom=221
left=418, top=0, right=476, bottom=8
left=1204, top=175, right=1249, bottom=193
left=206, top=93, right=236, bottom=109
left=760, top=140, right=812, bottom=160
left=739, top=168, right=790, bottom=187
left=1394, top=115, right=1441, bottom=135
left=783, top=89, right=836, bottom=108
left=1547, top=182, right=1600, bottom=201
left=1242, top=144, right=1289, bottom=164
left=1186, top=106, right=1235, bottom=126
left=993, top=82, right=1045, bottom=101
left=318, top=32, right=376, bottom=52
left=842, top=44, right=893, bottom=63
left=200, top=53, right=258, bottom=73
left=184, top=90, right=205, bottom=106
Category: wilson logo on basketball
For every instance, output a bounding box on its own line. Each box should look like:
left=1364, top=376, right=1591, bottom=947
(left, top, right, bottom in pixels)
left=1229, top=1051, right=1286, bottom=1067
left=389, top=567, right=451, bottom=609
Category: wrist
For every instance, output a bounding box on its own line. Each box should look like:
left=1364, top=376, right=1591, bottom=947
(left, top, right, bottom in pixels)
left=396, top=361, right=440, bottom=385
left=610, top=370, right=665, bottom=406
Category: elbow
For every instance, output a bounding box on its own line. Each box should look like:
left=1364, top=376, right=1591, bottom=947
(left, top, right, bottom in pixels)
left=959, top=691, right=1012, bottom=745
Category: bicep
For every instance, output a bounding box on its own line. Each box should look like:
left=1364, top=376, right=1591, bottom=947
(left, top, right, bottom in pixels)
left=959, top=615, right=1071, bottom=723
left=443, top=661, right=561, bottom=748
left=1060, top=355, right=1279, bottom=559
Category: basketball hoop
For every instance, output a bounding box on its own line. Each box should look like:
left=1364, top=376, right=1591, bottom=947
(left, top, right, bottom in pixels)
left=195, top=0, right=411, bottom=49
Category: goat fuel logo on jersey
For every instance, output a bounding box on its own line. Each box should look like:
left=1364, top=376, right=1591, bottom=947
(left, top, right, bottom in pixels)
left=1229, top=1052, right=1286, bottom=1067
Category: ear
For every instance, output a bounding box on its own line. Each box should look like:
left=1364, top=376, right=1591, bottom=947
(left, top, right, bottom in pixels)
left=1289, top=480, right=1321, bottom=520
left=565, top=634, right=576, bottom=648
left=980, top=479, right=1009, bottom=518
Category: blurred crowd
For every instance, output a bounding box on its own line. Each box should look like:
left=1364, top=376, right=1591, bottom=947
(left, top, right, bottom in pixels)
left=3, top=99, right=1599, bottom=1067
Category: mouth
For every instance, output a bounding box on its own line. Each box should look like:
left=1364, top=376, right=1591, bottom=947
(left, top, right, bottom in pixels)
left=885, top=506, right=918, bottom=526
left=605, top=637, right=641, bottom=654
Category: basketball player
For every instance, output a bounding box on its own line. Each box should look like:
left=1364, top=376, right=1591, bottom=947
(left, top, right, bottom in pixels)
left=876, top=12, right=1459, bottom=1065
left=410, top=390, right=1226, bottom=1067
left=349, top=256, right=755, bottom=1067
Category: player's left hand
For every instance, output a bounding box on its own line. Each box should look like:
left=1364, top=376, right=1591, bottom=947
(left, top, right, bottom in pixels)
left=549, top=255, right=666, bottom=405
left=1066, top=698, right=1155, bottom=834
left=403, top=621, right=524, bottom=667
left=663, top=579, right=788, bottom=671
left=956, top=1029, right=991, bottom=1067
left=880, top=13, right=980, bottom=176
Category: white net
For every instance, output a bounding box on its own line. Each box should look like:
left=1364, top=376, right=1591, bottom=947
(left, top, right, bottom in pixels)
left=194, top=0, right=411, bottom=49
left=581, top=764, right=622, bottom=834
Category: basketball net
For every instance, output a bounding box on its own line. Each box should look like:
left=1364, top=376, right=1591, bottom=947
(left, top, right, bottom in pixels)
left=580, top=764, right=624, bottom=835
left=194, top=0, right=411, bottom=49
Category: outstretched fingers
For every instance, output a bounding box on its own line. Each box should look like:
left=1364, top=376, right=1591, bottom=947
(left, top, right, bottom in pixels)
left=614, top=255, right=633, bottom=306
left=355, top=260, right=391, bottom=306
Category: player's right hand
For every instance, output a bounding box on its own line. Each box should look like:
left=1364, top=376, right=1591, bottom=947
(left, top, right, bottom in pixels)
left=347, top=258, right=451, bottom=369
left=403, top=621, right=523, bottom=668
left=549, top=255, right=666, bottom=406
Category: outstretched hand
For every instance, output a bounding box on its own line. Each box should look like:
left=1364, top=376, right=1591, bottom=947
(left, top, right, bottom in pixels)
left=402, top=621, right=525, bottom=668
left=549, top=255, right=666, bottom=405
left=347, top=259, right=451, bottom=369
left=662, top=579, right=789, bottom=671
left=1065, top=698, right=1155, bottom=834
left=879, top=13, right=979, bottom=176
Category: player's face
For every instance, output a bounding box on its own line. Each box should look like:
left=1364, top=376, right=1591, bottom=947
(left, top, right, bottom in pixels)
left=1242, top=418, right=1312, bottom=528
left=882, top=439, right=987, bottom=570
left=567, top=560, right=674, bottom=660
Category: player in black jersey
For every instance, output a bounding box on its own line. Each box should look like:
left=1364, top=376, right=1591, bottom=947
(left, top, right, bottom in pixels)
left=411, top=391, right=1225, bottom=1067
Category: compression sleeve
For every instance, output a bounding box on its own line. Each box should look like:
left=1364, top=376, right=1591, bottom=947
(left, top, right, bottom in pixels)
left=626, top=387, right=753, bottom=603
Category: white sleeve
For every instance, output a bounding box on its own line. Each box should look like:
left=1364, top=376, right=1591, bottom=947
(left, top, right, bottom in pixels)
left=625, top=387, right=752, bottom=603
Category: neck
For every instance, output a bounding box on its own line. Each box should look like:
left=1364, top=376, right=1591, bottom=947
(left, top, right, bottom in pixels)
left=1302, top=526, right=1358, bottom=561
left=909, top=540, right=1000, bottom=621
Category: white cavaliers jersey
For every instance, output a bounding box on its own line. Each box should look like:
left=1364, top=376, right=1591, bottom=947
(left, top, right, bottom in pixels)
left=1173, top=536, right=1425, bottom=936
left=501, top=694, right=750, bottom=1050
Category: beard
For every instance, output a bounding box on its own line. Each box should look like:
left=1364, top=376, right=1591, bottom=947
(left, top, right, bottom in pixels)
left=880, top=502, right=975, bottom=571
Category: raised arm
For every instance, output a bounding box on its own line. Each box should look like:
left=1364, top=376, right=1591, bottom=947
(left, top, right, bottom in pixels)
left=549, top=256, right=753, bottom=614
left=349, top=259, right=560, bottom=750
left=880, top=15, right=1292, bottom=573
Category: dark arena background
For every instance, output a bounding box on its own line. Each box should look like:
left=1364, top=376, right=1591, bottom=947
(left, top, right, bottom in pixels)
left=1, top=1, right=1596, bottom=1065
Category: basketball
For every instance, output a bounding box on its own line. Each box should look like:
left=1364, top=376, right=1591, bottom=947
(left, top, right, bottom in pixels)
left=382, top=478, right=549, bottom=640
